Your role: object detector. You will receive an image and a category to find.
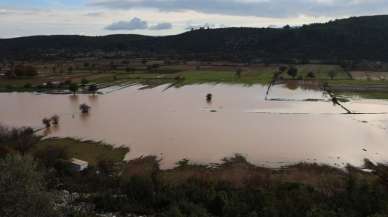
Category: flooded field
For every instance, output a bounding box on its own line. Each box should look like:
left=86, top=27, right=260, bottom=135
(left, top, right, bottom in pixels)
left=1, top=83, right=388, bottom=168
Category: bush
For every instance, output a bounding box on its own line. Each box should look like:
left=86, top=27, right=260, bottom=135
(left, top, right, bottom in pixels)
left=0, top=155, right=59, bottom=217
left=34, top=145, right=69, bottom=168
left=0, top=125, right=40, bottom=155
left=287, top=66, right=298, bottom=79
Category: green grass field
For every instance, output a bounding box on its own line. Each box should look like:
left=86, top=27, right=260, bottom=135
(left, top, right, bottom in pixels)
left=3, top=63, right=388, bottom=100
left=180, top=70, right=274, bottom=85
left=34, top=138, right=129, bottom=165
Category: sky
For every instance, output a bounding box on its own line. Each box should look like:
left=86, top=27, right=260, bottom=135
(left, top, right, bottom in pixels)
left=0, top=0, right=388, bottom=38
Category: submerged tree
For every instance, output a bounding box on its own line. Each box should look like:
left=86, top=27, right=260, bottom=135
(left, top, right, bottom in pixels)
left=206, top=93, right=213, bottom=103
left=42, top=118, right=51, bottom=128
left=50, top=115, right=59, bottom=125
left=79, top=103, right=91, bottom=114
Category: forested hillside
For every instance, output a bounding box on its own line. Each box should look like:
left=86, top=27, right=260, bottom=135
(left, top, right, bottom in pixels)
left=1, top=15, right=388, bottom=62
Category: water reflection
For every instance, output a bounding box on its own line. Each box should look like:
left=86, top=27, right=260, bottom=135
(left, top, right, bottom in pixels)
left=1, top=83, right=388, bottom=169
left=88, top=95, right=99, bottom=105
left=69, top=95, right=79, bottom=108
left=42, top=124, right=60, bottom=137
left=285, top=81, right=299, bottom=90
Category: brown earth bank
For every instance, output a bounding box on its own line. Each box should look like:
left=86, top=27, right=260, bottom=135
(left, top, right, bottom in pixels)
left=122, top=154, right=375, bottom=192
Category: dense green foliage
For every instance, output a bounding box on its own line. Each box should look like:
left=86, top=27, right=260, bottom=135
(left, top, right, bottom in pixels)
left=58, top=165, right=388, bottom=217
left=2, top=15, right=388, bottom=62
left=0, top=155, right=59, bottom=217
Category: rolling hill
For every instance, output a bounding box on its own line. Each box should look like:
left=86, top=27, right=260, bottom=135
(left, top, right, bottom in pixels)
left=1, top=15, right=388, bottom=62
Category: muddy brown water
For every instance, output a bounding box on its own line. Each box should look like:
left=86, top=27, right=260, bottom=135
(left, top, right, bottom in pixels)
left=1, top=83, right=388, bottom=169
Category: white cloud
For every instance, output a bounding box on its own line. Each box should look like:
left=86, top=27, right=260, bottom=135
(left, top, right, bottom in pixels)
left=105, top=17, right=173, bottom=31
left=90, top=0, right=388, bottom=18
left=85, top=11, right=105, bottom=16
left=105, top=17, right=148, bottom=30
left=0, top=5, right=338, bottom=38
left=149, top=22, right=173, bottom=30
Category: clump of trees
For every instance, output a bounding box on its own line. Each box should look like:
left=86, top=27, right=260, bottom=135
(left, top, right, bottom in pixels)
left=42, top=115, right=60, bottom=128
left=0, top=125, right=40, bottom=156
left=42, top=118, right=51, bottom=128
left=287, top=66, right=298, bottom=79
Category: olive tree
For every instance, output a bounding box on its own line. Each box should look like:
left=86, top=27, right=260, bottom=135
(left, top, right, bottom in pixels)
left=0, top=155, right=59, bottom=217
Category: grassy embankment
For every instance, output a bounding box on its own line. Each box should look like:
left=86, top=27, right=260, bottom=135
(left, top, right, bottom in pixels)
left=0, top=67, right=271, bottom=92
left=34, top=138, right=129, bottom=166
left=0, top=64, right=347, bottom=90
left=31, top=137, right=370, bottom=190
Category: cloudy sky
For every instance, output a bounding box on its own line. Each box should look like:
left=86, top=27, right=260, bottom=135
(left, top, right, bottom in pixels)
left=0, top=0, right=387, bottom=38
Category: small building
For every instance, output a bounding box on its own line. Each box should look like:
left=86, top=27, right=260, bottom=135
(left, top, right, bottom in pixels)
left=70, top=158, right=89, bottom=172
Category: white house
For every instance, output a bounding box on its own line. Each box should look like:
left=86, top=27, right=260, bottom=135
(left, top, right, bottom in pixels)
left=70, top=158, right=89, bottom=172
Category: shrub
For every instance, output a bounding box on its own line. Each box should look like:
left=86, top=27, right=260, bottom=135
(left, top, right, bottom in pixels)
left=34, top=145, right=69, bottom=168
left=0, top=155, right=59, bottom=217
left=287, top=66, right=298, bottom=79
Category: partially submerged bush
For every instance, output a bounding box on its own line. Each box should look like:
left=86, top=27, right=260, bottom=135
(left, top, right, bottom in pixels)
left=42, top=118, right=51, bottom=128
left=80, top=103, right=91, bottom=113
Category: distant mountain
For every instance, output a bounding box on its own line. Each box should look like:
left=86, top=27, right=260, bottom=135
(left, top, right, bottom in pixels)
left=2, top=15, right=388, bottom=62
